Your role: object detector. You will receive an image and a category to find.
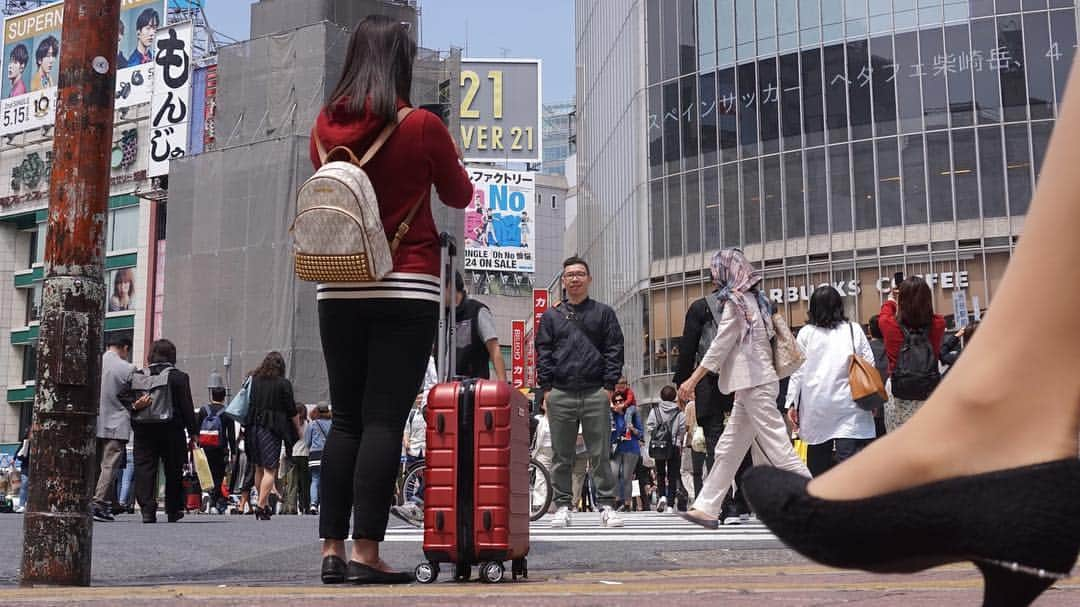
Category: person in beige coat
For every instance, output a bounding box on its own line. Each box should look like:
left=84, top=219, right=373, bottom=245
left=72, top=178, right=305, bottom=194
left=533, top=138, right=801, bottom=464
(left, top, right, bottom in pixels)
left=676, top=249, right=810, bottom=528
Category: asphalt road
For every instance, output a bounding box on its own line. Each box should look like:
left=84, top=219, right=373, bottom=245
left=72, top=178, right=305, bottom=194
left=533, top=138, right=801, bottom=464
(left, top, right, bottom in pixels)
left=0, top=511, right=1078, bottom=605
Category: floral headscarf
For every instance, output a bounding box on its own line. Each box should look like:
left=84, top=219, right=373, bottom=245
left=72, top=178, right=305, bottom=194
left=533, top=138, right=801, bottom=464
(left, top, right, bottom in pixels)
left=710, top=248, right=774, bottom=341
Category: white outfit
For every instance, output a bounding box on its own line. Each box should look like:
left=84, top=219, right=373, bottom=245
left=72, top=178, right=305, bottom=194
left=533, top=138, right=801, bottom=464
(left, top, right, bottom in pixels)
left=785, top=321, right=877, bottom=445
left=419, top=356, right=438, bottom=408
left=405, top=406, right=427, bottom=457
left=692, top=292, right=811, bottom=518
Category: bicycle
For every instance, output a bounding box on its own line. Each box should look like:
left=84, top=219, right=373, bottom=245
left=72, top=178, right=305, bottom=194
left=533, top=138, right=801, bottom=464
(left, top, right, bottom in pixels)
left=391, top=457, right=552, bottom=523
left=394, top=456, right=426, bottom=506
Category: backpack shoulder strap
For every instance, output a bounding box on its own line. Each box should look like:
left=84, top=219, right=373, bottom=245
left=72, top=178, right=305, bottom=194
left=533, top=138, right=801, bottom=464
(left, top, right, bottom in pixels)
left=357, top=107, right=414, bottom=167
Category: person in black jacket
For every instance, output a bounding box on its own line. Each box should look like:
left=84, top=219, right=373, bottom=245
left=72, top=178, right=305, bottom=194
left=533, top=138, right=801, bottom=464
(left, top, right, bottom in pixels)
left=244, top=351, right=300, bottom=520
left=536, top=256, right=626, bottom=529
left=132, top=339, right=199, bottom=523
left=674, top=289, right=754, bottom=523
left=197, top=371, right=236, bottom=514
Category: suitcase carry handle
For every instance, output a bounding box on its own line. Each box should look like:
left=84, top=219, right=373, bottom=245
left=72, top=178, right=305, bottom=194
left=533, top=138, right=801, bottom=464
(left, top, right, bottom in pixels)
left=436, top=511, right=445, bottom=531
left=436, top=413, right=446, bottom=434
left=482, top=510, right=493, bottom=531
left=436, top=232, right=458, bottom=383
left=483, top=411, right=493, bottom=431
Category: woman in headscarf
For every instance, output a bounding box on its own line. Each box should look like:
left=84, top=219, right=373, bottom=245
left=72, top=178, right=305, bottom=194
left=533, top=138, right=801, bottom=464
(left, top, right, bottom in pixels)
left=675, top=248, right=810, bottom=528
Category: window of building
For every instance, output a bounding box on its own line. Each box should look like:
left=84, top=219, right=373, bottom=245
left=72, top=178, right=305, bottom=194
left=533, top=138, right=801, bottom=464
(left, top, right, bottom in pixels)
left=649, top=85, right=663, bottom=178
left=742, top=158, right=761, bottom=244
left=998, top=15, right=1028, bottom=123
left=945, top=24, right=974, bottom=127
left=877, top=137, right=903, bottom=227
left=970, top=0, right=993, bottom=18
left=29, top=222, right=46, bottom=266
left=870, top=0, right=893, bottom=33
left=783, top=151, right=805, bottom=238
left=971, top=18, right=1001, bottom=124
left=952, top=128, right=979, bottom=220
left=663, top=82, right=680, bottom=173
left=847, top=40, right=873, bottom=141
left=736, top=0, right=756, bottom=58
left=107, top=206, right=139, bottom=252
left=650, top=180, right=666, bottom=261
left=26, top=282, right=42, bottom=325
left=920, top=28, right=949, bottom=131
left=894, top=0, right=917, bottom=30
left=704, top=166, right=721, bottom=250
left=824, top=44, right=849, bottom=143
left=679, top=0, right=698, bottom=75
left=22, top=344, right=36, bottom=384
left=700, top=71, right=719, bottom=166
left=551, top=195, right=558, bottom=210
left=852, top=140, right=877, bottom=230
left=829, top=144, right=853, bottom=232
left=1005, top=123, right=1032, bottom=216
left=978, top=126, right=1007, bottom=217
left=717, top=67, right=738, bottom=158
left=822, top=0, right=844, bottom=41
left=667, top=176, right=684, bottom=258
left=662, top=3, right=680, bottom=80
left=926, top=131, right=954, bottom=222
left=684, top=171, right=702, bottom=254
left=1023, top=12, right=1055, bottom=121
left=800, top=0, right=820, bottom=45
left=697, top=0, right=717, bottom=70
left=737, top=62, right=758, bottom=156
left=806, top=148, right=829, bottom=235
left=778, top=0, right=798, bottom=51
left=895, top=32, right=923, bottom=133
left=681, top=74, right=700, bottom=169
left=759, top=58, right=780, bottom=155
left=1050, top=10, right=1077, bottom=108
left=721, top=162, right=741, bottom=245
left=763, top=154, right=783, bottom=241
left=801, top=48, right=825, bottom=146
left=1030, top=120, right=1053, bottom=183
left=902, top=134, right=928, bottom=224
left=717, top=0, right=735, bottom=64
left=647, top=0, right=662, bottom=84
left=758, top=0, right=777, bottom=55
left=779, top=53, right=801, bottom=150
left=870, top=36, right=898, bottom=137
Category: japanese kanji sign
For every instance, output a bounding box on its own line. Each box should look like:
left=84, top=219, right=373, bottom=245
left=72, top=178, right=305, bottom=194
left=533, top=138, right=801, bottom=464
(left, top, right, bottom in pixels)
left=458, top=58, right=542, bottom=163
left=511, top=320, right=526, bottom=389
left=464, top=168, right=536, bottom=274
left=0, top=0, right=167, bottom=136
left=148, top=21, right=193, bottom=177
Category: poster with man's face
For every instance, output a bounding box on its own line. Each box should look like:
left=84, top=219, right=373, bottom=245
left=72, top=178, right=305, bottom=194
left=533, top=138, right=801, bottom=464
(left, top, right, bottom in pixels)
left=115, top=0, right=166, bottom=109
left=1, top=1, right=62, bottom=102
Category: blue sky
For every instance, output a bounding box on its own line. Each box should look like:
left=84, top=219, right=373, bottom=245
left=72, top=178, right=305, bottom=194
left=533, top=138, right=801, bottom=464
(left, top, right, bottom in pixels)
left=202, top=0, right=574, bottom=104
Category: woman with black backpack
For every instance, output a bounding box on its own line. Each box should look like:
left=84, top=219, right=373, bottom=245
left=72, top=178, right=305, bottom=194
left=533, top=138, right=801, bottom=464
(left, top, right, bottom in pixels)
left=877, top=277, right=945, bottom=432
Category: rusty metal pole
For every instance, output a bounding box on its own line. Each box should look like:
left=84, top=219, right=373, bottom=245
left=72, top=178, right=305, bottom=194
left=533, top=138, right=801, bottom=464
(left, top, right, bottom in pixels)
left=20, top=0, right=122, bottom=587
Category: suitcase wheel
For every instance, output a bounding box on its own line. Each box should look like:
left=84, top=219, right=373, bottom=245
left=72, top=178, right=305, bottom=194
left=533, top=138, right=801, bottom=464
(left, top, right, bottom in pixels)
left=479, top=561, right=504, bottom=584
left=414, top=561, right=439, bottom=584
left=453, top=562, right=471, bottom=581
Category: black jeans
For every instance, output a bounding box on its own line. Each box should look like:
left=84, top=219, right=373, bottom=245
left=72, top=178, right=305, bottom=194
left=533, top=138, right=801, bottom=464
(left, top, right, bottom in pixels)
left=654, top=450, right=682, bottom=504
left=133, top=423, right=187, bottom=516
left=204, top=446, right=228, bottom=505
left=317, top=299, right=437, bottom=541
left=806, top=438, right=872, bottom=477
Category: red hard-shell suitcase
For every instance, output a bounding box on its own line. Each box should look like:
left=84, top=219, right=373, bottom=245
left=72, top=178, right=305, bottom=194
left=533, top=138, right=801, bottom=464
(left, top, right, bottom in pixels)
left=416, top=379, right=531, bottom=583
left=413, top=236, right=530, bottom=584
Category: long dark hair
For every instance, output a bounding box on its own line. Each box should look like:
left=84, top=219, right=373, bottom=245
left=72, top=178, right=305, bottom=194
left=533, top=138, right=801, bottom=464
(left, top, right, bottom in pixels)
left=250, top=351, right=286, bottom=379
left=328, top=15, right=416, bottom=122
left=807, top=285, right=847, bottom=329
left=898, top=277, right=934, bottom=329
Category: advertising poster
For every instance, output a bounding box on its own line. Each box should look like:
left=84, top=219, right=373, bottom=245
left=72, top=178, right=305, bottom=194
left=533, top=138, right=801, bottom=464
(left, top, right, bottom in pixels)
left=511, top=320, right=525, bottom=390
left=464, top=167, right=535, bottom=274
left=0, top=0, right=166, bottom=135
left=107, top=267, right=137, bottom=313
left=115, top=0, right=167, bottom=109
left=1, top=1, right=62, bottom=134
left=458, top=59, right=542, bottom=164
left=148, top=20, right=193, bottom=177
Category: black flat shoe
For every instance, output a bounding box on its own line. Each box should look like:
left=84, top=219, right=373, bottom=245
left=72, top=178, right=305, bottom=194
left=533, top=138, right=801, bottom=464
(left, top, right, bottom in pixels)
left=321, top=555, right=346, bottom=584
left=742, top=458, right=1080, bottom=607
left=345, top=561, right=413, bottom=585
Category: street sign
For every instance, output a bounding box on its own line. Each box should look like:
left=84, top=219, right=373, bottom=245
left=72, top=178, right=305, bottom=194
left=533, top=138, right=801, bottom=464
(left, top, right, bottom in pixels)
left=972, top=295, right=982, bottom=322
left=952, top=289, right=969, bottom=328
left=458, top=59, right=541, bottom=164
left=511, top=320, right=525, bottom=389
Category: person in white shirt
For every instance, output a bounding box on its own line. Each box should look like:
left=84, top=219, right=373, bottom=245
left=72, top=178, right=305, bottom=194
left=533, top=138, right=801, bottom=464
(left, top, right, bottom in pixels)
left=786, top=286, right=877, bottom=477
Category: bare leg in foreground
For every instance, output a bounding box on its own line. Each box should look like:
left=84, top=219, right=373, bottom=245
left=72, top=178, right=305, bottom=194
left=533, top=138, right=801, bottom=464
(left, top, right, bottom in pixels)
left=808, top=59, right=1080, bottom=501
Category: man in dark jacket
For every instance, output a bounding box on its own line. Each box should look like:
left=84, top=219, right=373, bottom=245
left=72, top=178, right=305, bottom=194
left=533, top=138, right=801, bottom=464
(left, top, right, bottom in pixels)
left=453, top=271, right=507, bottom=381
left=131, top=339, right=199, bottom=523
left=536, top=256, right=625, bottom=529
left=197, top=371, right=236, bottom=514
left=868, top=315, right=888, bottom=438
left=674, top=289, right=753, bottom=523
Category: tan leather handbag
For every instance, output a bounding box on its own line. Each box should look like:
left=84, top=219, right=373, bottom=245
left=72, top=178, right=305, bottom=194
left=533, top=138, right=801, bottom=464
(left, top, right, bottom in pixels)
left=848, top=323, right=887, bottom=411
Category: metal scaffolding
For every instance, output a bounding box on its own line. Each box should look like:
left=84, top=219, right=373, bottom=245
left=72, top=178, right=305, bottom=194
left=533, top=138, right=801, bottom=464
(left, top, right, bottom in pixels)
left=3, top=0, right=51, bottom=16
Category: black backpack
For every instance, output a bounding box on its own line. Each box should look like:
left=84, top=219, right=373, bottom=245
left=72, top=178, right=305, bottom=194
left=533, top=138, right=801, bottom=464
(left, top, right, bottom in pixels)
left=891, top=325, right=941, bottom=401
left=648, top=408, right=676, bottom=460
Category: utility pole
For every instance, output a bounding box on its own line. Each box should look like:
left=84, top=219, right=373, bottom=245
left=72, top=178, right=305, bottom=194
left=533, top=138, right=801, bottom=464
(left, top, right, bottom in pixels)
left=20, top=0, right=122, bottom=587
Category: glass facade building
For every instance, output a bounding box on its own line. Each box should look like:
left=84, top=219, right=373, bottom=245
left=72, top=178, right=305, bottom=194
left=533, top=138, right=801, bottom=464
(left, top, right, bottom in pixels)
left=576, top=0, right=1076, bottom=391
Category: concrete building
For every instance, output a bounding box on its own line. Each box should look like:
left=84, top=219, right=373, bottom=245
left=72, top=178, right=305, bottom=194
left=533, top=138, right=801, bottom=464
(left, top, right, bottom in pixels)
left=575, top=0, right=1077, bottom=396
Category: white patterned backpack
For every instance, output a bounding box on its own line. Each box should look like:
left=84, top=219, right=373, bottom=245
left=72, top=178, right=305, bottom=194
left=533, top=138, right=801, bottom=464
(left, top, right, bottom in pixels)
left=293, top=107, right=421, bottom=282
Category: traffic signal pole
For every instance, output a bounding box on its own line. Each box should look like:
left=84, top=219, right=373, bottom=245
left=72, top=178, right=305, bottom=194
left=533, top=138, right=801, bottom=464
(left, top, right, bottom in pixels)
left=20, top=0, right=122, bottom=586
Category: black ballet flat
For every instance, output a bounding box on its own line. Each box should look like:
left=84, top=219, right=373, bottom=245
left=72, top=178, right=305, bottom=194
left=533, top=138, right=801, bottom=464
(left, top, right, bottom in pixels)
left=742, top=458, right=1080, bottom=607
left=321, top=555, right=346, bottom=584
left=345, top=561, right=413, bottom=585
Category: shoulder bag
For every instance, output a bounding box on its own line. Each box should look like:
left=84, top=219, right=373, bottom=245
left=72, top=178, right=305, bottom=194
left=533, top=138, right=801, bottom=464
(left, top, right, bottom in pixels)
left=848, top=323, right=888, bottom=412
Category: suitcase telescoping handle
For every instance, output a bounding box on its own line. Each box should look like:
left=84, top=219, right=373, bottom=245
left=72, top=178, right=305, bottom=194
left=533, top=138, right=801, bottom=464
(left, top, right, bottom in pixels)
left=436, top=232, right=458, bottom=383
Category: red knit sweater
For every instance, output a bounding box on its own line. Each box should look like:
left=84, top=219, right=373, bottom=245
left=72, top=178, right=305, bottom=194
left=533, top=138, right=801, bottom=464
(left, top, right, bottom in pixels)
left=309, top=99, right=472, bottom=284
left=878, top=300, right=946, bottom=376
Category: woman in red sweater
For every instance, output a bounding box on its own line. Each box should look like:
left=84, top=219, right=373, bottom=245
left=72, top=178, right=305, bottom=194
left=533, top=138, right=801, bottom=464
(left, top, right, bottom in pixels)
left=877, top=277, right=945, bottom=432
left=311, top=16, right=471, bottom=585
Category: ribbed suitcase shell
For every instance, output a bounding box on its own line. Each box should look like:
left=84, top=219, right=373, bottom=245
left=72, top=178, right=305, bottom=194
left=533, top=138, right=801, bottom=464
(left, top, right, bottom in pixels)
left=423, top=379, right=530, bottom=566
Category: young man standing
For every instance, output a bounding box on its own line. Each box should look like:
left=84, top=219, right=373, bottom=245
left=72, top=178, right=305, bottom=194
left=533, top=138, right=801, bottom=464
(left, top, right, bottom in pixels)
left=92, top=334, right=135, bottom=522
left=453, top=272, right=507, bottom=381
left=536, top=256, right=625, bottom=528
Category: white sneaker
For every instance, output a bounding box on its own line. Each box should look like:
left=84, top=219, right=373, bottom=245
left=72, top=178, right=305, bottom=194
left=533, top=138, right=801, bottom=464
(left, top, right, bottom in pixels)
left=550, top=506, right=571, bottom=528
left=665, top=506, right=674, bottom=514
left=656, top=496, right=667, bottom=513
left=14, top=506, right=25, bottom=514
left=601, top=506, right=624, bottom=528
left=739, top=513, right=752, bottom=524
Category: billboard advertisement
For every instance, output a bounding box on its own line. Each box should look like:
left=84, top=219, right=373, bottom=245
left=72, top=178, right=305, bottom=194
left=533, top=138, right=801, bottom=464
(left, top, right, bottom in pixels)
left=148, top=21, right=193, bottom=177
left=0, top=0, right=166, bottom=136
left=458, top=59, right=541, bottom=164
left=464, top=167, right=535, bottom=275
left=511, top=320, right=525, bottom=390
